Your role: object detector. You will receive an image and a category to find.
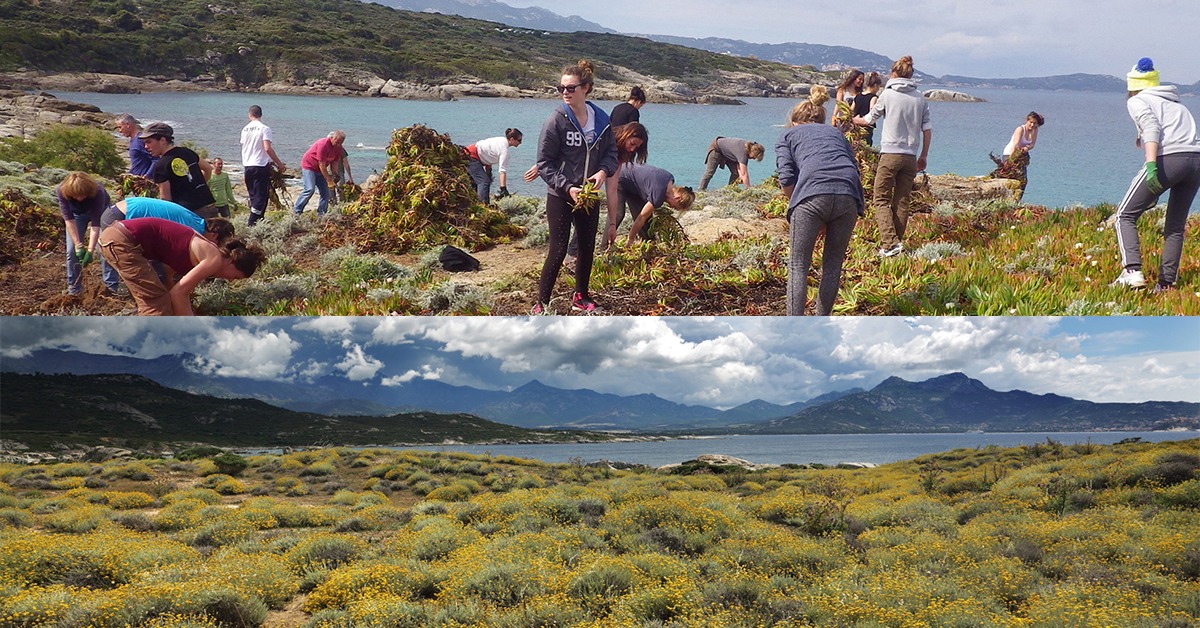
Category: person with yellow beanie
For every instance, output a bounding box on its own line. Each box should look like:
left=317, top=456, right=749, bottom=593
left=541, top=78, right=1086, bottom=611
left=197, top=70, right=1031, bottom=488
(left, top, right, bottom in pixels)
left=1111, top=58, right=1200, bottom=293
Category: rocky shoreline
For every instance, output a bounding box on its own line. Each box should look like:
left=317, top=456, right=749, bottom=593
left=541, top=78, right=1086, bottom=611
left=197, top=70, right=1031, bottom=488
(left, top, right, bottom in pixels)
left=1, top=69, right=827, bottom=107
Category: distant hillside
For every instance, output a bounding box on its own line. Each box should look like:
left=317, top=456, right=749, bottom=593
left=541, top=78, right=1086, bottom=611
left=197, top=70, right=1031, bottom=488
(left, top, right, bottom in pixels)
left=638, top=35, right=896, bottom=76
left=0, top=372, right=599, bottom=449
left=754, top=373, right=1199, bottom=434
left=372, top=0, right=615, bottom=33
left=0, top=0, right=823, bottom=100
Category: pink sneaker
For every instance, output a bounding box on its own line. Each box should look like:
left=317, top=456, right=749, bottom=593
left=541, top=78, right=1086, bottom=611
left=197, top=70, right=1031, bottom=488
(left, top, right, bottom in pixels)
left=572, top=292, right=598, bottom=312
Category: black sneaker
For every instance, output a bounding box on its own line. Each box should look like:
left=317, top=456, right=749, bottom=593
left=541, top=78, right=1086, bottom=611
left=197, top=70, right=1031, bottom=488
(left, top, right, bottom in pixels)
left=247, top=211, right=263, bottom=227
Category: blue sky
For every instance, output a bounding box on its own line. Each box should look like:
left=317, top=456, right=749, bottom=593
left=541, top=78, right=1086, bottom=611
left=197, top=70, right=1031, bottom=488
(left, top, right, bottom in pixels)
left=2, top=317, right=1196, bottom=406
left=506, top=0, right=1200, bottom=84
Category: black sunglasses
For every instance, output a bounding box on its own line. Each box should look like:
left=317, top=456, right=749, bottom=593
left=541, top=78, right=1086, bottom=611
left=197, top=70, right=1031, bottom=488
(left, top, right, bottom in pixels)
left=556, top=84, right=582, bottom=94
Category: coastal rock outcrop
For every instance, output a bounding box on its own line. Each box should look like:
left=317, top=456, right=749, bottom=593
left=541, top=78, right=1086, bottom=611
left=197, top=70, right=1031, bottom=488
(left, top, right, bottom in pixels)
left=0, top=89, right=112, bottom=138
left=658, top=454, right=780, bottom=471
left=923, top=89, right=985, bottom=102
left=927, top=173, right=1022, bottom=203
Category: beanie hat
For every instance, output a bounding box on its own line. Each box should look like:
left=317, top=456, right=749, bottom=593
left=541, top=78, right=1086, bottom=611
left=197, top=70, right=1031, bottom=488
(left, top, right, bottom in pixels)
left=1126, top=57, right=1160, bottom=92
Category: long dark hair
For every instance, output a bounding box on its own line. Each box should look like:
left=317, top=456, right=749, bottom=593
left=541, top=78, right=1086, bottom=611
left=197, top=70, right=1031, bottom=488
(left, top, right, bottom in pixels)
left=838, top=69, right=865, bottom=92
left=614, top=122, right=648, bottom=164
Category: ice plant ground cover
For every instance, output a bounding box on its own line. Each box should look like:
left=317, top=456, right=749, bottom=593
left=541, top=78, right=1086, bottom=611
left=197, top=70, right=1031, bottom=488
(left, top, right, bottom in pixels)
left=1, top=438, right=1197, bottom=626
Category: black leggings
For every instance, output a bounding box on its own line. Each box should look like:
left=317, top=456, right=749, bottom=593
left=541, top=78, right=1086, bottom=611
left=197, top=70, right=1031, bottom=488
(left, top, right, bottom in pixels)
left=538, top=193, right=599, bottom=303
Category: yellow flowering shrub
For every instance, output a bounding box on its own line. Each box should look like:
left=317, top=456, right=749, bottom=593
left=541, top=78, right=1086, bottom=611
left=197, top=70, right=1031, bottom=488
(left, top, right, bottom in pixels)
left=103, top=491, right=155, bottom=509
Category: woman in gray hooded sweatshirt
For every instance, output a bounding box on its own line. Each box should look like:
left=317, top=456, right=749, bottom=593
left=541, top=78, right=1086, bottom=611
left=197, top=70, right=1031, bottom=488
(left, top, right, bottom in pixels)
left=853, top=55, right=931, bottom=258
left=533, top=59, right=619, bottom=314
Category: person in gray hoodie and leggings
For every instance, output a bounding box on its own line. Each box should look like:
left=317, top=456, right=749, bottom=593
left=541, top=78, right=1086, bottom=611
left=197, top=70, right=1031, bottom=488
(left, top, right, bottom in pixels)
left=533, top=59, right=619, bottom=314
left=1111, top=58, right=1200, bottom=293
left=853, top=55, right=931, bottom=258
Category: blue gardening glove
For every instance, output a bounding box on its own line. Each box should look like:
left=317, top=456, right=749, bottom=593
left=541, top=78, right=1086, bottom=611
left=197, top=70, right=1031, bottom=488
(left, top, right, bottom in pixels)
left=1145, top=162, right=1164, bottom=195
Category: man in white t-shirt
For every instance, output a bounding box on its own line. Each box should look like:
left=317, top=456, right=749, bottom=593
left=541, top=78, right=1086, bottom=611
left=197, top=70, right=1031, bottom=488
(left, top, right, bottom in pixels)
left=240, top=105, right=286, bottom=226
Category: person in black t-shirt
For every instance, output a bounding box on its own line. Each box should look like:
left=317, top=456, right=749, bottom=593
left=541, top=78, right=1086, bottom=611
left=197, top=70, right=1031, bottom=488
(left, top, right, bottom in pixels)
left=141, top=122, right=218, bottom=218
left=609, top=86, right=646, bottom=129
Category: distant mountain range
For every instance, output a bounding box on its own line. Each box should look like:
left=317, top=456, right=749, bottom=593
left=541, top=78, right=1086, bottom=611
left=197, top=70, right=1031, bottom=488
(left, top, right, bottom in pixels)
left=755, top=373, right=1198, bottom=434
left=369, top=0, right=1199, bottom=94
left=0, top=349, right=850, bottom=431
left=3, top=351, right=1196, bottom=440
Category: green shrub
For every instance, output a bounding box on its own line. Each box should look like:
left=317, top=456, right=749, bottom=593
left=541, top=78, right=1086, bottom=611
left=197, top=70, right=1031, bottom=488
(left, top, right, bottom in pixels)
left=176, top=446, right=224, bottom=461
left=285, top=534, right=367, bottom=574
left=0, top=125, right=124, bottom=176
left=212, top=453, right=249, bottom=476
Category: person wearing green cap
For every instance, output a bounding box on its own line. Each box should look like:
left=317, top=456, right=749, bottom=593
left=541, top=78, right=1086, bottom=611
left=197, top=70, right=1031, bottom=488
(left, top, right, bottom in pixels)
left=1112, top=58, right=1200, bottom=294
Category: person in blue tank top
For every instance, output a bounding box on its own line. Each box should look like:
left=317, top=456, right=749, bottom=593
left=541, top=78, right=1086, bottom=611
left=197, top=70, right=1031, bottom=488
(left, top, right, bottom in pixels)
left=101, top=197, right=235, bottom=244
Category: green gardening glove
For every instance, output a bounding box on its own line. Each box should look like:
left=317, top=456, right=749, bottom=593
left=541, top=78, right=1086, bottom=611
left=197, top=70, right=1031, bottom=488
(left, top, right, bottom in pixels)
left=1145, top=162, right=1164, bottom=195
left=80, top=250, right=94, bottom=266
left=74, top=247, right=88, bottom=263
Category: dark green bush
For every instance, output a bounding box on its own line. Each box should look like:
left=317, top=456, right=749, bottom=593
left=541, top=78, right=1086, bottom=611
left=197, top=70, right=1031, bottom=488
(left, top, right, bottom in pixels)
left=176, top=446, right=225, bottom=461
left=0, top=125, right=123, bottom=176
left=212, top=453, right=249, bottom=476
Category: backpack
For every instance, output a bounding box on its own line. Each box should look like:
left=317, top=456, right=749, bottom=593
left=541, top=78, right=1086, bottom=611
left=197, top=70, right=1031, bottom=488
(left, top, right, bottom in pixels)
left=438, top=245, right=480, bottom=272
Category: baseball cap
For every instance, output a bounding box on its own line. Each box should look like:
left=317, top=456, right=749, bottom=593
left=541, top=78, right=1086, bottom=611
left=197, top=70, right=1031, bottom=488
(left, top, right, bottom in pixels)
left=138, top=122, right=174, bottom=140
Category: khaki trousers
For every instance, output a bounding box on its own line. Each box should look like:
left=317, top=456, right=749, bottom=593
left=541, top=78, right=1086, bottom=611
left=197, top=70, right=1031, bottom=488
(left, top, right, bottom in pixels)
left=99, top=223, right=175, bottom=315
left=873, top=153, right=918, bottom=249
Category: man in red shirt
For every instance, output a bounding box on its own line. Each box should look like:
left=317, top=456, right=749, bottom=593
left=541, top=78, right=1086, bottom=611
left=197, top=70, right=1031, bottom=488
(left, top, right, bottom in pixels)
left=293, top=130, right=346, bottom=217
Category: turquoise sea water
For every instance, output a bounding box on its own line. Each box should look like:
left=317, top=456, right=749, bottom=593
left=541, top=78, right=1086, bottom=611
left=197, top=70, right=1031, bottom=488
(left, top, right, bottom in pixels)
left=57, top=88, right=1198, bottom=209
left=382, top=431, right=1197, bottom=467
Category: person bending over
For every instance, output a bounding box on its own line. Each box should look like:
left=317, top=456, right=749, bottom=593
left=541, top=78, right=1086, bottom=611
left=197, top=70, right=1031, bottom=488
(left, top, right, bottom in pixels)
left=98, top=217, right=264, bottom=315
left=1111, top=58, right=1200, bottom=293
left=614, top=162, right=695, bottom=245
left=699, top=137, right=764, bottom=190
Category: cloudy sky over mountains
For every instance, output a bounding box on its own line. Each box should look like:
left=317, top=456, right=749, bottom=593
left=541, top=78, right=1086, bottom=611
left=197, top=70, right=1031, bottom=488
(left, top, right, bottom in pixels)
left=2, top=317, right=1195, bottom=407
left=506, top=0, right=1199, bottom=83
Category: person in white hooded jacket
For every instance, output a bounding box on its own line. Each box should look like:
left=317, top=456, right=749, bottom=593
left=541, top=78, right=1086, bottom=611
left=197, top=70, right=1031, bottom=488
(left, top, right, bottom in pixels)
left=852, top=55, right=931, bottom=258
left=1111, top=58, right=1200, bottom=293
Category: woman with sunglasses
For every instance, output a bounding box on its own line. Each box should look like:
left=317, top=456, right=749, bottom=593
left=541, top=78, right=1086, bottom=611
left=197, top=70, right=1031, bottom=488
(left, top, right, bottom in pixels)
left=532, top=59, right=618, bottom=314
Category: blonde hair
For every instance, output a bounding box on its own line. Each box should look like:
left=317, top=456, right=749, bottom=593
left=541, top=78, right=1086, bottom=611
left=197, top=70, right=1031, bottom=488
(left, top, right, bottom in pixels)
left=746, top=142, right=765, bottom=161
left=807, top=85, right=829, bottom=107
left=671, top=185, right=695, bottom=211
left=60, top=172, right=99, bottom=200
left=892, top=56, right=915, bottom=79
left=788, top=101, right=826, bottom=126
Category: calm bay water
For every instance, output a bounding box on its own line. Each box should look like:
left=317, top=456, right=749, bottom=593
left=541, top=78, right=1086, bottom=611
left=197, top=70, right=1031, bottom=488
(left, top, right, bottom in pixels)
left=388, top=431, right=1198, bottom=467
left=56, top=88, right=1199, bottom=209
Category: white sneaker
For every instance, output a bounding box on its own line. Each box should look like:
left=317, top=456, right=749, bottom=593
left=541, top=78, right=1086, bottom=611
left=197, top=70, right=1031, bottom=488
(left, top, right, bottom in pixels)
left=878, top=243, right=904, bottom=258
left=1111, top=268, right=1146, bottom=288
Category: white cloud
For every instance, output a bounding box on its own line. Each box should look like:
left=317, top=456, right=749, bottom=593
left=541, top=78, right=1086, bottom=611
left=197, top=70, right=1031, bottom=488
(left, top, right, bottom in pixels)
left=336, top=344, right=385, bottom=382
left=294, top=317, right=361, bottom=338
left=188, top=328, right=299, bottom=380
left=382, top=365, right=444, bottom=386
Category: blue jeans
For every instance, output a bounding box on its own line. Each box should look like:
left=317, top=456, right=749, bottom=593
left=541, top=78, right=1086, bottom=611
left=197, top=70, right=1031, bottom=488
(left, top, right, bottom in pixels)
left=66, top=217, right=120, bottom=294
left=467, top=158, right=492, bottom=203
left=293, top=169, right=330, bottom=215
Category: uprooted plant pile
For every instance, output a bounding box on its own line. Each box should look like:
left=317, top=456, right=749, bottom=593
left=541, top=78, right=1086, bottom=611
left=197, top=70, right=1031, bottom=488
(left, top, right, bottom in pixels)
left=0, top=188, right=60, bottom=266
left=328, top=125, right=525, bottom=254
